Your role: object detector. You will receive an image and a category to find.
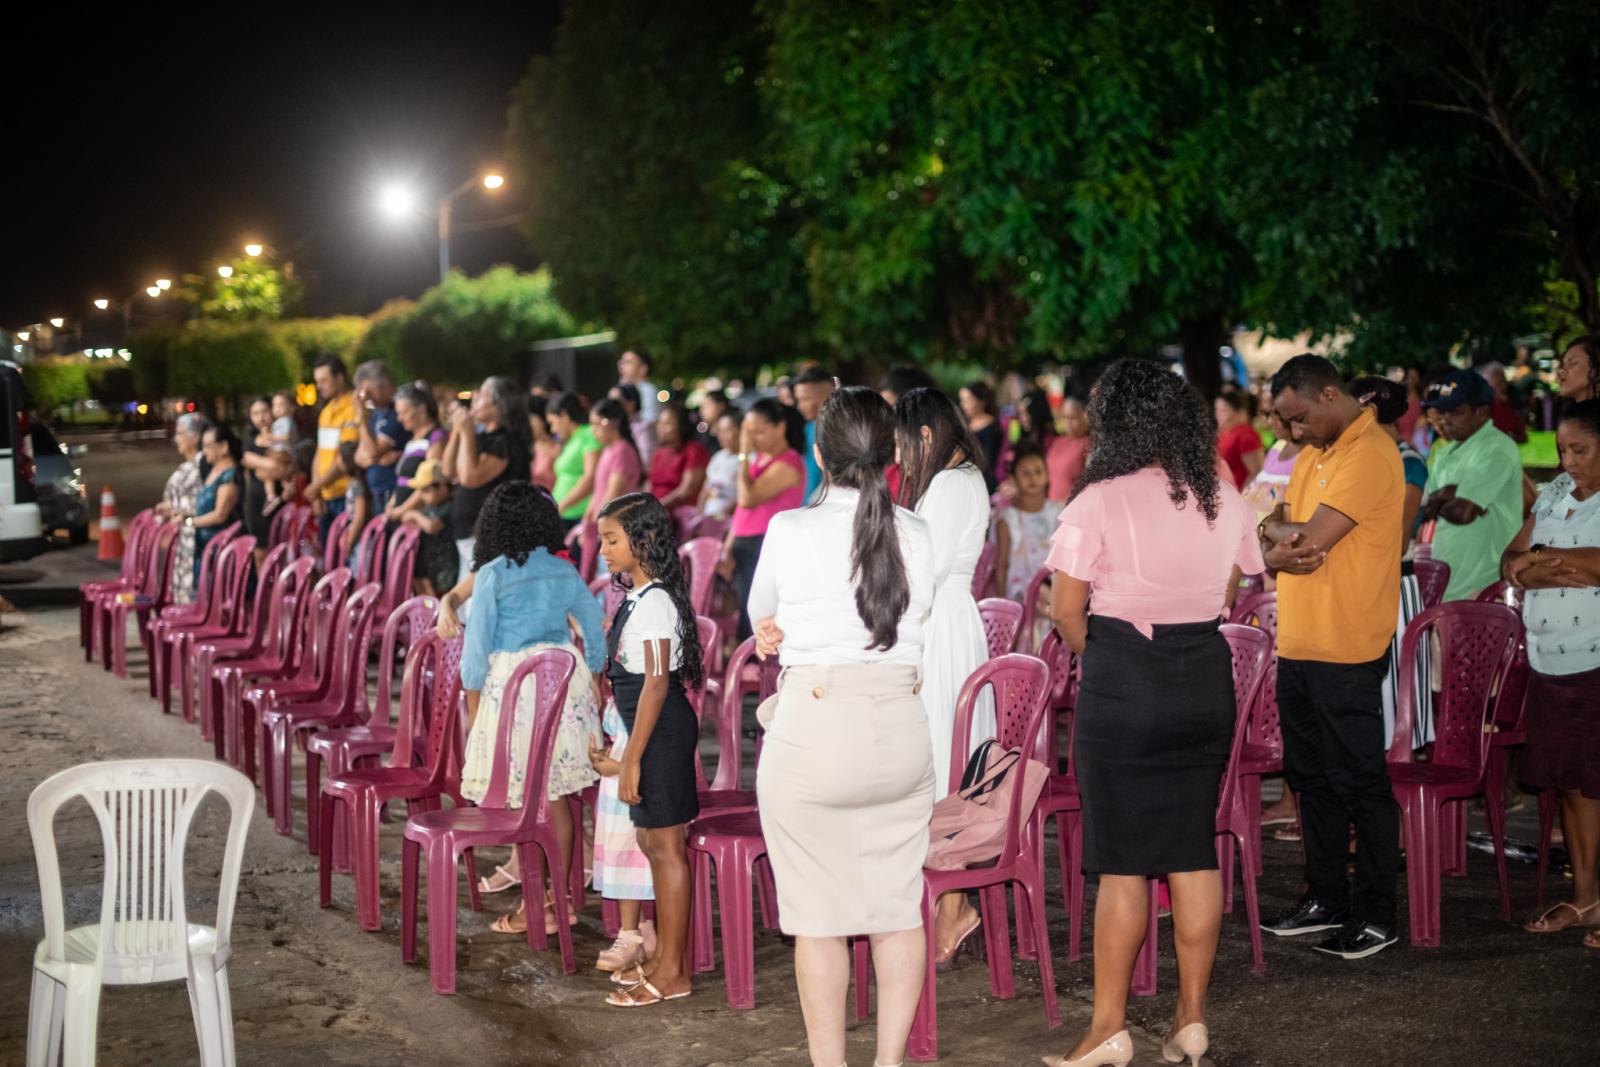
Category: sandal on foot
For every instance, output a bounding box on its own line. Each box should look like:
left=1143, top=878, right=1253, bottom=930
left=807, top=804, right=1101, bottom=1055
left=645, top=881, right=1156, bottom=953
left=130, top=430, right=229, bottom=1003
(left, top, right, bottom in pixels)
left=610, top=964, right=648, bottom=987
left=606, top=978, right=690, bottom=1007
left=476, top=864, right=521, bottom=894
left=490, top=911, right=527, bottom=935
left=935, top=912, right=983, bottom=970
left=1273, top=825, right=1302, bottom=843
left=1524, top=900, right=1600, bottom=934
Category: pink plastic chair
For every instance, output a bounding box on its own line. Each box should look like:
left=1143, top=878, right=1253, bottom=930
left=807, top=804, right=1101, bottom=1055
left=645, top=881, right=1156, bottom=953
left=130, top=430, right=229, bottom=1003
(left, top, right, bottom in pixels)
left=564, top=520, right=599, bottom=583
left=971, top=541, right=998, bottom=599
left=210, top=556, right=322, bottom=775
left=158, top=534, right=257, bottom=724
left=1412, top=557, right=1452, bottom=610
left=378, top=524, right=420, bottom=619
left=977, top=597, right=1025, bottom=657
left=589, top=574, right=626, bottom=620
left=259, top=583, right=384, bottom=843
left=401, top=648, right=578, bottom=993
left=79, top=508, right=155, bottom=657
left=1386, top=601, right=1519, bottom=946
left=266, top=501, right=303, bottom=549
left=1228, top=590, right=1278, bottom=633
left=672, top=504, right=701, bottom=540
left=1227, top=591, right=1282, bottom=883
left=886, top=653, right=1058, bottom=1061
left=190, top=542, right=292, bottom=739
left=685, top=513, right=729, bottom=543
left=322, top=510, right=354, bottom=571
left=679, top=536, right=723, bottom=616
left=147, top=523, right=240, bottom=702
left=351, top=515, right=388, bottom=586
left=1031, top=631, right=1087, bottom=961
left=98, top=521, right=180, bottom=678
left=305, top=595, right=439, bottom=872
left=240, top=568, right=355, bottom=799
left=1016, top=564, right=1053, bottom=653
left=319, top=632, right=481, bottom=932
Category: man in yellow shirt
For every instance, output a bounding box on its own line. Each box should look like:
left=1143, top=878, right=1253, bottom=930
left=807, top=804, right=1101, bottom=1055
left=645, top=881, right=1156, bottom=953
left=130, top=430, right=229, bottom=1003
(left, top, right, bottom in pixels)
left=1257, top=354, right=1404, bottom=960
left=302, top=355, right=360, bottom=544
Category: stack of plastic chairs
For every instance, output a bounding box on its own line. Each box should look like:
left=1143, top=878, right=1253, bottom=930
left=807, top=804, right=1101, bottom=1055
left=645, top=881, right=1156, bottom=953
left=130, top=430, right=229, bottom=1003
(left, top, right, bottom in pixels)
left=78, top=508, right=155, bottom=658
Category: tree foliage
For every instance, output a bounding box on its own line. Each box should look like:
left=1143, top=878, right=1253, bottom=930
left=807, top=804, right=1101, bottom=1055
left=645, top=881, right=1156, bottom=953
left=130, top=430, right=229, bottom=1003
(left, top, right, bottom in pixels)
left=391, top=266, right=582, bottom=386
left=177, top=257, right=300, bottom=322
left=166, top=322, right=298, bottom=400
left=21, top=356, right=90, bottom=414
left=352, top=299, right=415, bottom=373
left=274, top=317, right=370, bottom=379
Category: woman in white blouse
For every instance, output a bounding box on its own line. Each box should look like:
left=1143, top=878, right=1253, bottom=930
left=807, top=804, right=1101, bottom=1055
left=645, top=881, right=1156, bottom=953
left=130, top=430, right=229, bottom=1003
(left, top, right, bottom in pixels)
left=1503, top=399, right=1600, bottom=943
left=894, top=387, right=994, bottom=964
left=749, top=386, right=936, bottom=1067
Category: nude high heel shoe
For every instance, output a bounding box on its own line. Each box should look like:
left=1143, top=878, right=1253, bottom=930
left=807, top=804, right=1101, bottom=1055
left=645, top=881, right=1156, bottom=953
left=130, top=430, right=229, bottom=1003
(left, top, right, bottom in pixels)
left=1041, top=1030, right=1133, bottom=1067
left=1162, top=1022, right=1209, bottom=1066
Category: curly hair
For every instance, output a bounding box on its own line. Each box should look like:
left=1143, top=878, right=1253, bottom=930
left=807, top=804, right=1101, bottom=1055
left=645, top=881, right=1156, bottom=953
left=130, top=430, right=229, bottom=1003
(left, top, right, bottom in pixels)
left=1347, top=376, right=1409, bottom=426
left=471, top=481, right=566, bottom=572
left=598, top=492, right=704, bottom=689
left=1074, top=359, right=1222, bottom=524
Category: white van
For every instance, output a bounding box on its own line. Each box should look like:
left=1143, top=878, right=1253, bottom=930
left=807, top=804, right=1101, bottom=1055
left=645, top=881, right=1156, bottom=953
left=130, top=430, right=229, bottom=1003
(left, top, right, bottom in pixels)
left=1, top=360, right=46, bottom=561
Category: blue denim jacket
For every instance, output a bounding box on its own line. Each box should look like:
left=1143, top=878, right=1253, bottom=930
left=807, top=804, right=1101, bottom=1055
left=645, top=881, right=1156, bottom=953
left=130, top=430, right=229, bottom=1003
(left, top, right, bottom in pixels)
left=460, top=548, right=605, bottom=690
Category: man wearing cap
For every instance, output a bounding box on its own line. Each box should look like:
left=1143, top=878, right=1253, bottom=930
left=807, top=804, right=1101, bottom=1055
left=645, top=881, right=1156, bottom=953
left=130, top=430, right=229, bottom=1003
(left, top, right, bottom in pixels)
left=1419, top=369, right=1525, bottom=601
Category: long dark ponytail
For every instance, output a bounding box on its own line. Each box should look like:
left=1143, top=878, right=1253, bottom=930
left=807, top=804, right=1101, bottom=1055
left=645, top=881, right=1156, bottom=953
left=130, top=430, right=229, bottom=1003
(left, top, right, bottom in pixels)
left=893, top=387, right=987, bottom=507
left=815, top=386, right=909, bottom=650
left=597, top=492, right=704, bottom=689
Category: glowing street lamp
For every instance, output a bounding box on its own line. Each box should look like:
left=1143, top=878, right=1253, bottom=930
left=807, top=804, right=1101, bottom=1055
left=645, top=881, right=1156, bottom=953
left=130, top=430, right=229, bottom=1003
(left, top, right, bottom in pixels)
left=482, top=173, right=504, bottom=190
left=217, top=265, right=235, bottom=279
left=49, top=317, right=65, bottom=329
left=243, top=242, right=264, bottom=258
left=94, top=299, right=110, bottom=311
left=378, top=183, right=419, bottom=222
left=155, top=278, right=172, bottom=291
left=17, top=330, right=29, bottom=342
left=434, top=170, right=507, bottom=283
left=146, top=286, right=162, bottom=299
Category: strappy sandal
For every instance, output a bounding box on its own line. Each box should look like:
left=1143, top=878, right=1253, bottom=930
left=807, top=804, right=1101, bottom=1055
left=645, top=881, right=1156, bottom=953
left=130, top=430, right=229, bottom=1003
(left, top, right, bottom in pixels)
left=1584, top=929, right=1600, bottom=950
left=605, top=978, right=690, bottom=1007
left=610, top=963, right=648, bottom=987
left=935, top=911, right=983, bottom=971
left=1523, top=899, right=1600, bottom=934
left=476, top=864, right=521, bottom=894
left=490, top=910, right=527, bottom=935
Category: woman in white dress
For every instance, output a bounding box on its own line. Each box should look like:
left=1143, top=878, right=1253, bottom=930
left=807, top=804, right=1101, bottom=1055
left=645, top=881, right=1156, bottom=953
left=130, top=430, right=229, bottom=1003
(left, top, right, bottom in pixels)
left=894, top=386, right=994, bottom=964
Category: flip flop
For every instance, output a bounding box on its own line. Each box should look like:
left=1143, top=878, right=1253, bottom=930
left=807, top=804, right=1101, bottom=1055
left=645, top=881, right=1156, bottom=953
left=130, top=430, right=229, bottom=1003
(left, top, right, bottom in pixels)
left=1524, top=900, right=1600, bottom=934
left=606, top=978, right=690, bottom=1007
left=611, top=964, right=648, bottom=987
left=477, top=864, right=522, bottom=894
left=935, top=912, right=983, bottom=971
left=1260, top=813, right=1297, bottom=827
left=490, top=912, right=527, bottom=935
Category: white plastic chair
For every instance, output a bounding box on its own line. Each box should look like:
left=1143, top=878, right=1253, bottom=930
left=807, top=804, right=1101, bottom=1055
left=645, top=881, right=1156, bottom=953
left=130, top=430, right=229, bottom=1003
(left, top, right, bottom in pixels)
left=26, top=759, right=254, bottom=1067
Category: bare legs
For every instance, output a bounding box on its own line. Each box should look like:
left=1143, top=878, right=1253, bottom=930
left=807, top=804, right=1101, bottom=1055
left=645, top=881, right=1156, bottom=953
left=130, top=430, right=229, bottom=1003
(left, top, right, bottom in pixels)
left=932, top=892, right=980, bottom=959
left=498, top=792, right=578, bottom=929
left=1562, top=790, right=1600, bottom=909
left=1057, top=871, right=1221, bottom=1059
left=633, top=825, right=691, bottom=995
left=793, top=929, right=923, bottom=1067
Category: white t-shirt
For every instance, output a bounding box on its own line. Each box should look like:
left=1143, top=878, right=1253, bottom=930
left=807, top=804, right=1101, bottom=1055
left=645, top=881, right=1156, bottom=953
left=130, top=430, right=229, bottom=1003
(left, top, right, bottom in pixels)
left=613, top=582, right=684, bottom=674
left=1523, top=473, right=1600, bottom=676
left=747, top=487, right=936, bottom=666
left=703, top=449, right=740, bottom=519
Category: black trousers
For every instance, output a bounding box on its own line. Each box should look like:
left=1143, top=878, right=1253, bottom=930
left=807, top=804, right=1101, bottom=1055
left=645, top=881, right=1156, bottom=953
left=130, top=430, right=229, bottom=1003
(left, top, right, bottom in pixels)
left=731, top=534, right=764, bottom=640
left=1278, top=655, right=1400, bottom=928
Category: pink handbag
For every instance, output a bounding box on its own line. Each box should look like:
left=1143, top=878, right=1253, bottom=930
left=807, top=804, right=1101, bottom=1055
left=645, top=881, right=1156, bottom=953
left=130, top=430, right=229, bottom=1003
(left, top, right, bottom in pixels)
left=926, top=739, right=1049, bottom=870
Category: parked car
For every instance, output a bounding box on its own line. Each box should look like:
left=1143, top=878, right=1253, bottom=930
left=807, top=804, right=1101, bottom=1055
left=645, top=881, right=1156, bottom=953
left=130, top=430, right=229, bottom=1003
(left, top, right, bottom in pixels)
left=32, top=423, right=88, bottom=544
left=0, top=360, right=45, bottom=561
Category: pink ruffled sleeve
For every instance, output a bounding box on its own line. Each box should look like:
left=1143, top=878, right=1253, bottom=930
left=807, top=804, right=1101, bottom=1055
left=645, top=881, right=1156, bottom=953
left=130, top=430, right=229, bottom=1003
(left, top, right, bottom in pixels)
left=1045, top=487, right=1102, bottom=583
left=1229, top=489, right=1266, bottom=576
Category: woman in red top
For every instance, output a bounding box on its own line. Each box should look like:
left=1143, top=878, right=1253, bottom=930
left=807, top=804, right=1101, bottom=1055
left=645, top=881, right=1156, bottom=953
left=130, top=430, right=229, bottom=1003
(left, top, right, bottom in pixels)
left=648, top=402, right=710, bottom=507
left=1214, top=387, right=1264, bottom=490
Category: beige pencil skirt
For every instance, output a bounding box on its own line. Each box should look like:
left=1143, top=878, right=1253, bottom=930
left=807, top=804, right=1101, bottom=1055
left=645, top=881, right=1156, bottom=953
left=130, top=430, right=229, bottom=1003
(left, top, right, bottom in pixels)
left=756, top=663, right=936, bottom=937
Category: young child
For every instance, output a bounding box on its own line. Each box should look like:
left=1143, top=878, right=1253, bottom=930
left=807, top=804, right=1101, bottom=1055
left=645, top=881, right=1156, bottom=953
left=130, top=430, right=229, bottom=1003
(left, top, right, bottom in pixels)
left=993, top=442, right=1064, bottom=647
left=397, top=459, right=460, bottom=596
left=594, top=491, right=703, bottom=1007
left=262, top=389, right=298, bottom=512
left=447, top=481, right=605, bottom=935
left=338, top=441, right=370, bottom=566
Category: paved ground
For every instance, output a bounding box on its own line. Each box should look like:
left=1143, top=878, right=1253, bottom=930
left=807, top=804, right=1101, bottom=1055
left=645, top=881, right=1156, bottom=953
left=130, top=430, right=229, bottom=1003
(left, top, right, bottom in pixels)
left=2, top=591, right=1598, bottom=1066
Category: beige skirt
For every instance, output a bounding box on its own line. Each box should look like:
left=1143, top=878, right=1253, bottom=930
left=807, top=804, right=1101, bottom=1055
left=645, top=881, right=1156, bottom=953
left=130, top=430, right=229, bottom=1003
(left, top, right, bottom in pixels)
left=755, top=663, right=935, bottom=937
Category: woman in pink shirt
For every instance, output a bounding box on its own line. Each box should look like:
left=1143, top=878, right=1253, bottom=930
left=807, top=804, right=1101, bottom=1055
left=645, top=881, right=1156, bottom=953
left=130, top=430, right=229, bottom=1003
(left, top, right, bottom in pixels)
left=1042, top=361, right=1264, bottom=1067
left=719, top=397, right=805, bottom=638
left=584, top=397, right=643, bottom=525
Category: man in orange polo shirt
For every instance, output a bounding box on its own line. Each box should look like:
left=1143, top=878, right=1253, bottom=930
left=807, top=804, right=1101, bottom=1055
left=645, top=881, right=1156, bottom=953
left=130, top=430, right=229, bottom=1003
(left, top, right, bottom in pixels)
left=1257, top=354, right=1405, bottom=960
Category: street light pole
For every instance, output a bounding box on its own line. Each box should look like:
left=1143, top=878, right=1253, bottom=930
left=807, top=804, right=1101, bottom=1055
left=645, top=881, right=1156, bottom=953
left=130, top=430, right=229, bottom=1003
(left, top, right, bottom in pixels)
left=436, top=172, right=505, bottom=284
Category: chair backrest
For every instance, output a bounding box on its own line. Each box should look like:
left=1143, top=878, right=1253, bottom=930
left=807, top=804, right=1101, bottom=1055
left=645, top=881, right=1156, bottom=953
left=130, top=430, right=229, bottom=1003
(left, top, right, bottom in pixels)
left=379, top=524, right=421, bottom=617
left=1474, top=580, right=1523, bottom=611
left=295, top=567, right=355, bottom=683
left=240, top=541, right=293, bottom=647
left=392, top=633, right=465, bottom=784
left=1388, top=601, right=1520, bottom=771
left=589, top=574, right=626, bottom=620
left=688, top=615, right=724, bottom=790
left=142, top=522, right=182, bottom=603
left=685, top=513, right=729, bottom=544
left=679, top=536, right=723, bottom=616
left=719, top=636, right=783, bottom=783
left=322, top=510, right=354, bottom=572
left=564, top=521, right=600, bottom=583
left=368, top=595, right=439, bottom=728
left=948, top=653, right=1052, bottom=866
left=971, top=541, right=998, bottom=599
left=323, top=583, right=384, bottom=710
left=349, top=516, right=386, bottom=585
left=264, top=554, right=320, bottom=663
left=1018, top=565, right=1053, bottom=653
left=1228, top=590, right=1278, bottom=639
left=267, top=502, right=296, bottom=549
left=191, top=522, right=241, bottom=608
left=1413, top=557, right=1452, bottom=610
left=1214, top=623, right=1274, bottom=819
left=115, top=510, right=158, bottom=584
left=672, top=505, right=701, bottom=541
left=208, top=535, right=259, bottom=636
left=977, top=597, right=1025, bottom=657
left=1035, top=630, right=1079, bottom=772
left=481, top=649, right=578, bottom=825
left=27, top=759, right=253, bottom=978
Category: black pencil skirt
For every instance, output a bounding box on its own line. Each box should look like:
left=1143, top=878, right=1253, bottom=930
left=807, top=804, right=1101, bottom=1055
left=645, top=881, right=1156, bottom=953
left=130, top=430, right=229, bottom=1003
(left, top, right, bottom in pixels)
left=1073, top=615, right=1234, bottom=876
left=609, top=671, right=702, bottom=829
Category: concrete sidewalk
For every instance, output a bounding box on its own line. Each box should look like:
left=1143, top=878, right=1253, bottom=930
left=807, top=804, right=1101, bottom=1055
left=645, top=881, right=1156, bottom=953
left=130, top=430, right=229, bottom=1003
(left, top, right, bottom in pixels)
left=0, top=542, right=119, bottom=607
left=2, top=605, right=1597, bottom=1065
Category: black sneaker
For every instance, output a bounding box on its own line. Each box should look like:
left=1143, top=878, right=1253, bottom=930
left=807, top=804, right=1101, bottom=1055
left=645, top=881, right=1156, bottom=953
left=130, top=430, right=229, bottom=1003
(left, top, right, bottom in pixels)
left=1259, top=898, right=1349, bottom=938
left=1313, top=921, right=1398, bottom=960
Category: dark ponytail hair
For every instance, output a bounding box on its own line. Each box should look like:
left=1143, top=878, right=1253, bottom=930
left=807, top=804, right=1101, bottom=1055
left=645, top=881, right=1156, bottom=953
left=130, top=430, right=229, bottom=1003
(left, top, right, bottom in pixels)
left=815, top=386, right=909, bottom=651
left=592, top=397, right=638, bottom=454
left=893, top=387, right=987, bottom=508
left=597, top=492, right=704, bottom=689
left=748, top=396, right=806, bottom=454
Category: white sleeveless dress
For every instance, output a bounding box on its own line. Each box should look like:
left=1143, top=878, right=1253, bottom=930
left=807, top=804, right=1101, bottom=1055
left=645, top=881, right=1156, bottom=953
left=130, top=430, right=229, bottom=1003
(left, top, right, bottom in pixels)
left=916, top=465, right=996, bottom=794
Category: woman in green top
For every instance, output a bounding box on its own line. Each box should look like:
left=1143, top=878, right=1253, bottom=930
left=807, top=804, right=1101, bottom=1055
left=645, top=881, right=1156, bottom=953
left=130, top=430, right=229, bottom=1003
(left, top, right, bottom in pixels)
left=549, top=391, right=603, bottom=527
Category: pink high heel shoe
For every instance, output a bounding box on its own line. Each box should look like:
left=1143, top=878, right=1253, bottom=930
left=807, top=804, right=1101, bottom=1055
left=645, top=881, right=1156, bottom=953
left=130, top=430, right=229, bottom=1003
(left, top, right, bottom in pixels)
left=1162, top=1022, right=1209, bottom=1066
left=1041, top=1030, right=1132, bottom=1067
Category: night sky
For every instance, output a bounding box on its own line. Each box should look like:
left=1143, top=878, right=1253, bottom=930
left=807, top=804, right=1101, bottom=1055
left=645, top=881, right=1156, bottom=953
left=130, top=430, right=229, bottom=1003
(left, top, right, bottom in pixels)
left=3, top=4, right=563, bottom=340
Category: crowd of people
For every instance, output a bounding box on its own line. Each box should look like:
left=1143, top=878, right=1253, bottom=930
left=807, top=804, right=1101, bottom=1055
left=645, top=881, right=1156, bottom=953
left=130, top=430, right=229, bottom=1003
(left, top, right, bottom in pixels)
left=139, top=335, right=1600, bottom=1066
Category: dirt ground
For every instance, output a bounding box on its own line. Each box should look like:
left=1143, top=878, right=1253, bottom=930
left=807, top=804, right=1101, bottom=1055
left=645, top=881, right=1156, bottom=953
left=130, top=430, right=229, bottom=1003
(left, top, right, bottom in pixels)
left=2, top=603, right=1598, bottom=1066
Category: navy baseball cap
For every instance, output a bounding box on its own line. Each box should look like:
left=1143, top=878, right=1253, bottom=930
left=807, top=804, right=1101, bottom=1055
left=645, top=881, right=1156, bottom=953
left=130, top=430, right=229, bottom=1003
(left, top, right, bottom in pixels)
left=1422, top=370, right=1493, bottom=411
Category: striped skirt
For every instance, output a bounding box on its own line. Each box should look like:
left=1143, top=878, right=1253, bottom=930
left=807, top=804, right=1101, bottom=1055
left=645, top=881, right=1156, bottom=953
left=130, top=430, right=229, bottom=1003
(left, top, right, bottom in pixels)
left=1381, top=568, right=1433, bottom=750
left=592, top=702, right=654, bottom=901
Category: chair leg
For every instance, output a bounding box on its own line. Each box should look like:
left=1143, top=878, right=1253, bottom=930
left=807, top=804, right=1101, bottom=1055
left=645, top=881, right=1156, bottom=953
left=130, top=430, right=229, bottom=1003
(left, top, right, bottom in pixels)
left=1131, top=879, right=1158, bottom=996
left=979, top=884, right=1014, bottom=999
left=401, top=837, right=421, bottom=963
left=1402, top=795, right=1442, bottom=948
left=213, top=964, right=237, bottom=1067
left=1238, top=831, right=1267, bottom=975
left=60, top=970, right=103, bottom=1067
left=852, top=937, right=871, bottom=1023
left=717, top=845, right=757, bottom=1009
left=26, top=969, right=63, bottom=1067
left=1484, top=758, right=1513, bottom=923
left=270, top=721, right=294, bottom=836
left=426, top=843, right=460, bottom=994
left=1218, top=829, right=1236, bottom=915
left=318, top=795, right=338, bottom=908
left=906, top=882, right=941, bottom=1062
left=258, top=713, right=274, bottom=819
left=546, top=840, right=578, bottom=975
left=305, top=750, right=323, bottom=856
left=464, top=847, right=482, bottom=912
left=189, top=964, right=226, bottom=1066
left=1019, top=873, right=1061, bottom=1029
left=1067, top=812, right=1085, bottom=963
left=690, top=849, right=715, bottom=974
left=755, top=855, right=780, bottom=929
left=1535, top=788, right=1559, bottom=909
left=355, top=796, right=385, bottom=932
left=1442, top=800, right=1467, bottom=877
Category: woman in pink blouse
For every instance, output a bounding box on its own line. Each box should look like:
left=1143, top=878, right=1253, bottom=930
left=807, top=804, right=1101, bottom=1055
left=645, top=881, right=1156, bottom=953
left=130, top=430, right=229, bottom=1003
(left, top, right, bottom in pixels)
left=584, top=397, right=643, bottom=525
left=1042, top=361, right=1264, bottom=1067
left=719, top=397, right=806, bottom=638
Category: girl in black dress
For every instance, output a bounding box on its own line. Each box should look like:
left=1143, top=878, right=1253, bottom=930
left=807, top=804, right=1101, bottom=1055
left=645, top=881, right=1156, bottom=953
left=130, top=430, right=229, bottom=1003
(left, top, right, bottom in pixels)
left=595, top=492, right=704, bottom=1008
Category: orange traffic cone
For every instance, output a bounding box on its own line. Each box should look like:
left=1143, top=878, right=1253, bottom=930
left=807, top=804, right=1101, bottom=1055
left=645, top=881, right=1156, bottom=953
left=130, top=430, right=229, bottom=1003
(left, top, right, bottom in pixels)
left=97, top=486, right=125, bottom=561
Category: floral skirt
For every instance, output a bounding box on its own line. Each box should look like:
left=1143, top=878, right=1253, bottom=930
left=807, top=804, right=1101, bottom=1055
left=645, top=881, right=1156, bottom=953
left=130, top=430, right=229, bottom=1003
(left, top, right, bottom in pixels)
left=459, top=641, right=600, bottom=806
left=592, top=702, right=654, bottom=901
